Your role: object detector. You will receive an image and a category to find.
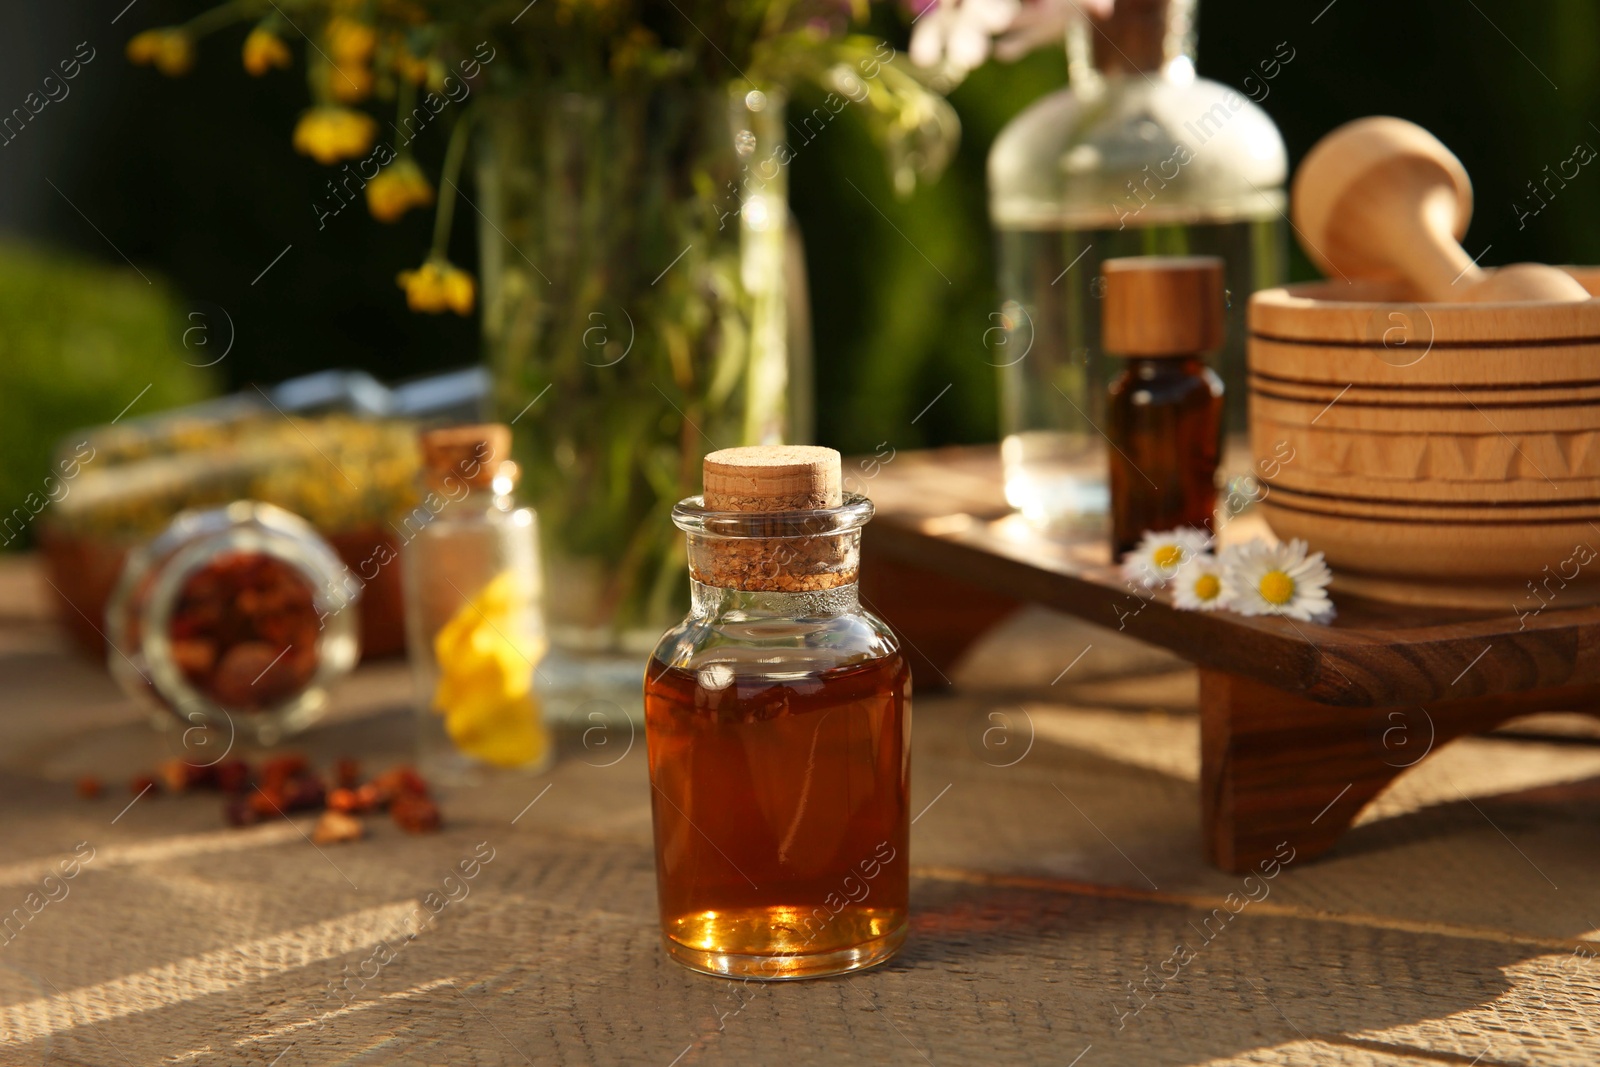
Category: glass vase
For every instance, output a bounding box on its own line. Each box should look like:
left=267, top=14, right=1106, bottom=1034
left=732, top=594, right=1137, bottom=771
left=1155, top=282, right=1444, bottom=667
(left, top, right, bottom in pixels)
left=478, top=85, right=799, bottom=718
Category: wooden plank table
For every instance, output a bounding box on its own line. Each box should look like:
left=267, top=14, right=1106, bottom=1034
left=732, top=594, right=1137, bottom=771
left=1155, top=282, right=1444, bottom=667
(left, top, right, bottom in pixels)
left=858, top=446, right=1600, bottom=873
left=2, top=554, right=1599, bottom=1064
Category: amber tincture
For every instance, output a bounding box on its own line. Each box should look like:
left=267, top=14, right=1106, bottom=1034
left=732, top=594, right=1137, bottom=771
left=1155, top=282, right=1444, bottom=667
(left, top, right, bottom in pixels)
left=645, top=445, right=911, bottom=980
left=1104, top=255, right=1226, bottom=557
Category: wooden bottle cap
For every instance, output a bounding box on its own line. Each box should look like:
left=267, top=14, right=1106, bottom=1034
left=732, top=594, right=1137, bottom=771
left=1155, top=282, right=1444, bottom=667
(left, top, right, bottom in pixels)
left=703, top=446, right=842, bottom=511
left=420, top=423, right=513, bottom=489
left=1101, top=255, right=1225, bottom=356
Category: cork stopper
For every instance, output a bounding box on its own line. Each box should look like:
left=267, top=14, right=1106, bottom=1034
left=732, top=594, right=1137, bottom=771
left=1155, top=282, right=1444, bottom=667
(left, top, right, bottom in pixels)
left=1101, top=256, right=1225, bottom=357
left=690, top=445, right=856, bottom=592
left=420, top=423, right=513, bottom=489
left=703, top=446, right=842, bottom=512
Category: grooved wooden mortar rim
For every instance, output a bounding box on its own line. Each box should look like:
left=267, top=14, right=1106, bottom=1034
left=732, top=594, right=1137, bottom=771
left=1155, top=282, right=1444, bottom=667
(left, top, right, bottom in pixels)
left=1246, top=274, right=1600, bottom=607
left=1248, top=272, right=1600, bottom=346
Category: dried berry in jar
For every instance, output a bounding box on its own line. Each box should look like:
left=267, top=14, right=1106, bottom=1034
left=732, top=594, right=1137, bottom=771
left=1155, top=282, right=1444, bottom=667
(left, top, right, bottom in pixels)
left=167, top=552, right=321, bottom=711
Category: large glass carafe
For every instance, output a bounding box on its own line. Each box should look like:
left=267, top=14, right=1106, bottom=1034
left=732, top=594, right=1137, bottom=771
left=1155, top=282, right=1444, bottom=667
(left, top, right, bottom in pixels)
left=989, top=0, right=1287, bottom=531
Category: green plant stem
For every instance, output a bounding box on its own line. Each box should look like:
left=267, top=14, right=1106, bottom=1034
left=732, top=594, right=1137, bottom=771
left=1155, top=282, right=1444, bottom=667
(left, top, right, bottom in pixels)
left=182, top=0, right=270, bottom=38
left=395, top=78, right=418, bottom=156
left=430, top=107, right=476, bottom=260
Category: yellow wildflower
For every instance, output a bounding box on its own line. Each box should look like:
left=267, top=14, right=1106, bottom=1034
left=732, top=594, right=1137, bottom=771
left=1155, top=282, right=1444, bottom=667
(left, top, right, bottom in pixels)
left=242, top=27, right=292, bottom=75
left=365, top=158, right=434, bottom=222
left=292, top=106, right=377, bottom=165
left=397, top=260, right=476, bottom=316
left=127, top=29, right=194, bottom=77
left=431, top=573, right=549, bottom=768
left=391, top=45, right=431, bottom=85
left=329, top=62, right=374, bottom=102
left=326, top=17, right=378, bottom=63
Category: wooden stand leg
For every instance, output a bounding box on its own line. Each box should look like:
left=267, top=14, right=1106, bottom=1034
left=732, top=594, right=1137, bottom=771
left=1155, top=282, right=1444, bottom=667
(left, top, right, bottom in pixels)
left=1199, top=668, right=1600, bottom=873
left=859, top=550, right=1020, bottom=687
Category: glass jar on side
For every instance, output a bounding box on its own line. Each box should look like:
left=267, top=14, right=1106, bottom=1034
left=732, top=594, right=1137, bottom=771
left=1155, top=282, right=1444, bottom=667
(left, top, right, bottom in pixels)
left=1102, top=256, right=1225, bottom=557
left=645, top=446, right=911, bottom=980
left=401, top=424, right=551, bottom=784
left=105, top=500, right=361, bottom=748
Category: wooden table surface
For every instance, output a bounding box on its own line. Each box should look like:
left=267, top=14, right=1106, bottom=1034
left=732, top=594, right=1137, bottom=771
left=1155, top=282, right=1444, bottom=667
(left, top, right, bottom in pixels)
left=1, top=553, right=1598, bottom=1066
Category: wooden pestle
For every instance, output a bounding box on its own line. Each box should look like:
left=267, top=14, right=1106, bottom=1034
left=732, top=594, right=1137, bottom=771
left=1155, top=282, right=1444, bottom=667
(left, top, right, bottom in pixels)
left=1292, top=116, right=1590, bottom=303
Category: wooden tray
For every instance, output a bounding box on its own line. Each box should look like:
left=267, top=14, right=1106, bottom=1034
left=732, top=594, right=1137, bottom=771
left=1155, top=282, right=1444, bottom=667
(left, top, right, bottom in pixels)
left=858, top=445, right=1600, bottom=872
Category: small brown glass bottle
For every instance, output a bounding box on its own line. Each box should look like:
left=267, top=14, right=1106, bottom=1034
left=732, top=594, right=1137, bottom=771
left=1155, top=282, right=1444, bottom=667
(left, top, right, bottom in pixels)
left=1103, top=256, right=1226, bottom=557
left=645, top=446, right=911, bottom=980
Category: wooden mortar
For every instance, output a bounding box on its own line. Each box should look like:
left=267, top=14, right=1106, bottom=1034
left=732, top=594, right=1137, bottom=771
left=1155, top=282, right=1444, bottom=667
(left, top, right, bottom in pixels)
left=1248, top=271, right=1600, bottom=609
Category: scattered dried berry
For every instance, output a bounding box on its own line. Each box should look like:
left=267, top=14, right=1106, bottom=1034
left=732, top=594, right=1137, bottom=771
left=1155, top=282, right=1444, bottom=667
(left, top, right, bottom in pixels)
left=311, top=810, right=365, bottom=845
left=371, top=766, right=428, bottom=804
left=248, top=785, right=287, bottom=817
left=214, top=759, right=253, bottom=794
left=76, top=775, right=102, bottom=800
left=103, top=754, right=441, bottom=837
left=327, top=787, right=366, bottom=814
left=335, top=757, right=361, bottom=789
left=282, top=774, right=327, bottom=813
left=260, top=754, right=309, bottom=789
left=158, top=758, right=215, bottom=793
left=390, top=793, right=441, bottom=834
left=224, top=797, right=262, bottom=827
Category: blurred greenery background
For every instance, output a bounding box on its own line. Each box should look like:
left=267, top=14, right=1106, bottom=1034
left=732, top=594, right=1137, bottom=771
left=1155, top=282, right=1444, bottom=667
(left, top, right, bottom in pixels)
left=2, top=0, right=1598, bottom=538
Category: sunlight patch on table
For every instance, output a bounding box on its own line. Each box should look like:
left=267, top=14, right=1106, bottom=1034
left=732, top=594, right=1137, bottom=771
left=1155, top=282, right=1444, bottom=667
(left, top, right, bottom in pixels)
left=0, top=901, right=419, bottom=1046
left=1024, top=704, right=1600, bottom=824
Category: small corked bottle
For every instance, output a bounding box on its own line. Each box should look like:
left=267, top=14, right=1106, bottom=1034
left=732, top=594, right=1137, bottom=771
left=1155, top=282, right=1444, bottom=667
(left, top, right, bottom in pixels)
left=645, top=446, right=911, bottom=980
left=401, top=424, right=550, bottom=783
left=1103, top=256, right=1226, bottom=557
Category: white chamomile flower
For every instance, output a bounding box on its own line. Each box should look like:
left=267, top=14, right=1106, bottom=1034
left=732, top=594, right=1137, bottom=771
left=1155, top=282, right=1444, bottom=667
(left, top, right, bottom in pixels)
left=1222, top=538, right=1336, bottom=623
left=1171, top=554, right=1229, bottom=612
left=1120, top=528, right=1212, bottom=589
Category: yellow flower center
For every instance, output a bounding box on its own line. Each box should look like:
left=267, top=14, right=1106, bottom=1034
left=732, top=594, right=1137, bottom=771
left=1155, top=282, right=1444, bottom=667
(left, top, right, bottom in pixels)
left=1153, top=544, right=1184, bottom=570
left=1259, top=570, right=1295, bottom=605
left=1193, top=573, right=1220, bottom=601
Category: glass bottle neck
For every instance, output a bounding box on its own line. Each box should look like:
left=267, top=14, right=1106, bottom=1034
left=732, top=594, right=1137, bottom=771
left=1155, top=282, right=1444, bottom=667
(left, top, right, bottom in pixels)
left=1123, top=354, right=1204, bottom=375
left=690, top=579, right=861, bottom=619
left=426, top=481, right=516, bottom=517
left=1067, top=0, right=1196, bottom=89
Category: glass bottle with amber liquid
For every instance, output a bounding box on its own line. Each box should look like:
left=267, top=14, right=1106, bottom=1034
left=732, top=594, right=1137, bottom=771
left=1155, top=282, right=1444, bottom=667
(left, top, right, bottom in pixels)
left=1104, top=256, right=1225, bottom=557
left=644, top=445, right=911, bottom=980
